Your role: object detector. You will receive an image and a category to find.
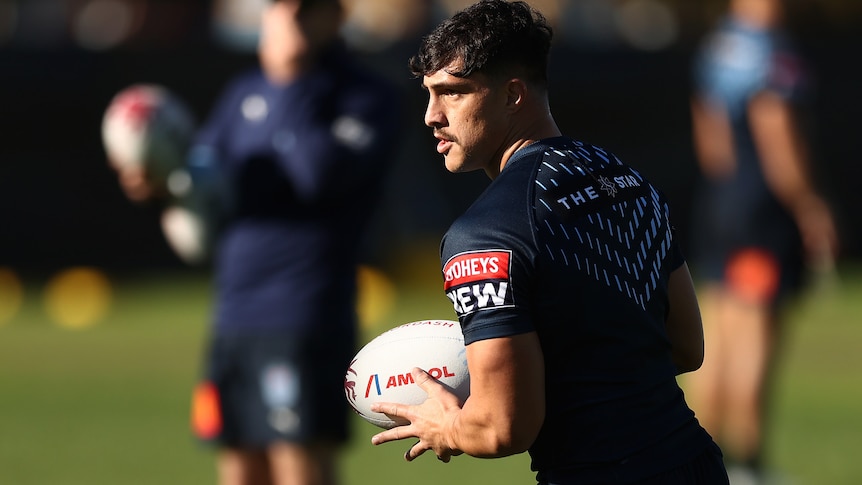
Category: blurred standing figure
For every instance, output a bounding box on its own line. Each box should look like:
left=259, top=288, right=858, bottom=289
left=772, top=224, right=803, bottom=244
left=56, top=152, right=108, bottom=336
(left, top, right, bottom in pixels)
left=110, top=0, right=401, bottom=484
left=687, top=0, right=838, bottom=482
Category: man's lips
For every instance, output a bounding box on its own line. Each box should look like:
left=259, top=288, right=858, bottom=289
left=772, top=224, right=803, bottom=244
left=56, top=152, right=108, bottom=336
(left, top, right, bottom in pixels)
left=435, top=135, right=453, bottom=154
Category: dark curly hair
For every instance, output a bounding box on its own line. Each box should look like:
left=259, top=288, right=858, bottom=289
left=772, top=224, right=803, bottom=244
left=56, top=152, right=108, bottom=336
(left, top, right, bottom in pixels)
left=408, top=0, right=553, bottom=85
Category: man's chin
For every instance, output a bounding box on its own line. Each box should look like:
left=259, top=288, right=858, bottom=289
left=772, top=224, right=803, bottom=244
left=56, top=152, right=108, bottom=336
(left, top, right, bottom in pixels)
left=443, top=151, right=466, bottom=172
left=444, top=158, right=462, bottom=174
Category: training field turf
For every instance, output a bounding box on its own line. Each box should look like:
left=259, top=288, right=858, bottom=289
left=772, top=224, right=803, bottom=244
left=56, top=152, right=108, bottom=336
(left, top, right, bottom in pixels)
left=0, top=259, right=859, bottom=484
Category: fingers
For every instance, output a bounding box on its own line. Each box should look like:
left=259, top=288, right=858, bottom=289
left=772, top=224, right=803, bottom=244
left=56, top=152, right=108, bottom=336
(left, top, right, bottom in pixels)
left=370, top=401, right=408, bottom=424
left=371, top=421, right=412, bottom=446
left=369, top=368, right=444, bottom=419
left=411, top=367, right=447, bottom=397
left=372, top=425, right=454, bottom=464
left=405, top=440, right=448, bottom=463
left=369, top=368, right=458, bottom=463
left=404, top=441, right=420, bottom=462
left=370, top=402, right=400, bottom=417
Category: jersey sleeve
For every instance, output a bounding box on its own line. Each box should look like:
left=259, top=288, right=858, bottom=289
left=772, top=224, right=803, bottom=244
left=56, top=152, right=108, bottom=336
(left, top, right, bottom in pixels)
left=440, top=159, right=539, bottom=345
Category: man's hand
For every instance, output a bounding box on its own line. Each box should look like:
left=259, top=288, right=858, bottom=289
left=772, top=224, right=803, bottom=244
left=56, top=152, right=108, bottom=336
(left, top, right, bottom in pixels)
left=111, top=163, right=170, bottom=203
left=370, top=367, right=465, bottom=463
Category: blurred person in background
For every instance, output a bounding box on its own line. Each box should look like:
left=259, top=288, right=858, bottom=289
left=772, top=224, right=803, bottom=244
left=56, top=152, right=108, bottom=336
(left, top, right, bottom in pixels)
left=686, top=0, right=839, bottom=482
left=109, top=0, right=401, bottom=483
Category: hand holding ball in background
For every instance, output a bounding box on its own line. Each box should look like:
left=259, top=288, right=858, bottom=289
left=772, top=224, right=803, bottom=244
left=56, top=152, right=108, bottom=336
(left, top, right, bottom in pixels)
left=102, top=84, right=217, bottom=264
left=102, top=83, right=196, bottom=202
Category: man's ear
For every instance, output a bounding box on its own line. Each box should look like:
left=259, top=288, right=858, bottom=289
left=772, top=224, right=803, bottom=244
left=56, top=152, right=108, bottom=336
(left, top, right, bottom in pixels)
left=505, top=78, right=527, bottom=111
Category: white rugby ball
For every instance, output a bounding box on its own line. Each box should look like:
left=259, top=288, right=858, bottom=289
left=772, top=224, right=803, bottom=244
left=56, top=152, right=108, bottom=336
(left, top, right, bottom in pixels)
left=102, top=83, right=195, bottom=182
left=344, top=319, right=470, bottom=429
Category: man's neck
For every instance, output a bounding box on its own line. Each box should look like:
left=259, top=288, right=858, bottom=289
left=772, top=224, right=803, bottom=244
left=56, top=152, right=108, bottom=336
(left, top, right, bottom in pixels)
left=489, top=117, right=561, bottom=179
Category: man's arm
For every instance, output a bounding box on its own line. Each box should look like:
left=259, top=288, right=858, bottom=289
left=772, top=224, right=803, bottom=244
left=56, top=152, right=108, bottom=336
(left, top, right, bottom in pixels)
left=665, top=263, right=704, bottom=375
left=748, top=92, right=839, bottom=265
left=690, top=96, right=736, bottom=180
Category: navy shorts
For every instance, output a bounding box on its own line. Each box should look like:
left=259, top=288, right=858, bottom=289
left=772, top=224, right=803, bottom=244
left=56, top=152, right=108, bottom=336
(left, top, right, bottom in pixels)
left=689, top=178, right=805, bottom=304
left=191, top=330, right=355, bottom=448
left=636, top=444, right=728, bottom=484
left=537, top=443, right=728, bottom=485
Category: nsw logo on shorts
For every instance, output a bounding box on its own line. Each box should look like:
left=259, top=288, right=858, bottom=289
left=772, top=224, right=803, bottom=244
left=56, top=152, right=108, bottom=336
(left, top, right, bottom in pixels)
left=443, top=249, right=513, bottom=316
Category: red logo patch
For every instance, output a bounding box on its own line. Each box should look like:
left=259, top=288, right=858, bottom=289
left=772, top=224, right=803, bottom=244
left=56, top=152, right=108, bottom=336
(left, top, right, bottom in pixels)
left=443, top=250, right=514, bottom=316
left=443, top=250, right=511, bottom=291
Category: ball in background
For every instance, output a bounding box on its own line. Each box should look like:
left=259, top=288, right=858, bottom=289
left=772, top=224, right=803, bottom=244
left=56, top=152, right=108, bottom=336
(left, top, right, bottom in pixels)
left=101, top=84, right=196, bottom=185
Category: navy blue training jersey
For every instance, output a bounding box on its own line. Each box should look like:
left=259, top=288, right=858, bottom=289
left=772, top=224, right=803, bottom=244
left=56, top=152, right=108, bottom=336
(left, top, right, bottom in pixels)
left=192, top=45, right=401, bottom=335
left=441, top=137, right=714, bottom=482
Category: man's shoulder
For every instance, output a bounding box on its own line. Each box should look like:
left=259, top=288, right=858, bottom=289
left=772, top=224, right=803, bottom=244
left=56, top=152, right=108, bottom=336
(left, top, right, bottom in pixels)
left=512, top=137, right=624, bottom=166
left=529, top=138, right=633, bottom=182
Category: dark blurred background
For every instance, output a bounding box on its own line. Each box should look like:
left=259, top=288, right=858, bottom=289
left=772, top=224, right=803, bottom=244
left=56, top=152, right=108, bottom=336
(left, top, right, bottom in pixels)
left=1, top=0, right=859, bottom=275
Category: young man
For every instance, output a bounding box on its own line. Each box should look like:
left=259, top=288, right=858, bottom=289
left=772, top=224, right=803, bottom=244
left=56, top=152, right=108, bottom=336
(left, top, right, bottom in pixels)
left=369, top=1, right=728, bottom=483
left=110, top=1, right=401, bottom=484
left=686, top=0, right=838, bottom=482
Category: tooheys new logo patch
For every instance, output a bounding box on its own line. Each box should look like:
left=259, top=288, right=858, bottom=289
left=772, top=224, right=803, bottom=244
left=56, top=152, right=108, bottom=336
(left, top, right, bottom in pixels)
left=443, top=250, right=514, bottom=316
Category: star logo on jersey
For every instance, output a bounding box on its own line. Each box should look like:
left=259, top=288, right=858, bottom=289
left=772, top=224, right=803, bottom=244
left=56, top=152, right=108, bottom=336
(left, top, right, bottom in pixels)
left=598, top=176, right=618, bottom=197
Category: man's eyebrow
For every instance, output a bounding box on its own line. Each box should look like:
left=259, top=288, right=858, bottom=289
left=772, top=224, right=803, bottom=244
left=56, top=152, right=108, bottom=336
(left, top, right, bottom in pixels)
left=423, top=78, right=468, bottom=92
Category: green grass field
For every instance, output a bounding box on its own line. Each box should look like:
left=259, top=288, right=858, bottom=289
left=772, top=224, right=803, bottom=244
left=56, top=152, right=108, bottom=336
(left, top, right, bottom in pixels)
left=0, top=259, right=860, bottom=484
